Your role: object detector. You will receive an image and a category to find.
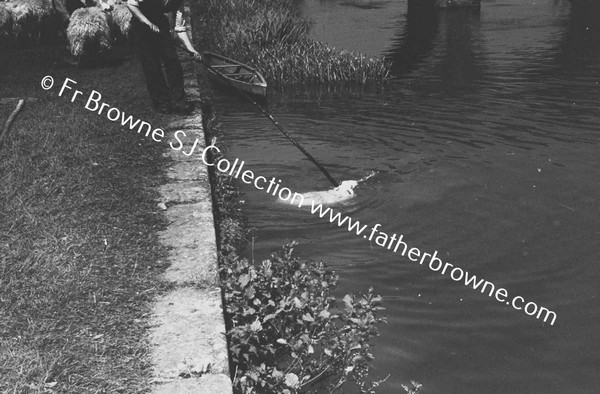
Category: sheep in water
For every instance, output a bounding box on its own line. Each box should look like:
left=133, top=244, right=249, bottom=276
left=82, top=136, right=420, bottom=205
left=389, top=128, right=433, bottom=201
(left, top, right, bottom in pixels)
left=299, top=180, right=359, bottom=206
left=283, top=172, right=376, bottom=207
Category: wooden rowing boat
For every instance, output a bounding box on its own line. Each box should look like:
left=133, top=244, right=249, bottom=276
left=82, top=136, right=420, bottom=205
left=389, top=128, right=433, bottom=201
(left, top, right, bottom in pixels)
left=203, top=52, right=268, bottom=98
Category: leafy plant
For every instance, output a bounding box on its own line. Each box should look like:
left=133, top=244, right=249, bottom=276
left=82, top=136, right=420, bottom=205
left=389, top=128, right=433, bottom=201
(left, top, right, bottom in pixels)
left=205, top=142, right=388, bottom=393
left=402, top=381, right=423, bottom=394
left=222, top=242, right=386, bottom=393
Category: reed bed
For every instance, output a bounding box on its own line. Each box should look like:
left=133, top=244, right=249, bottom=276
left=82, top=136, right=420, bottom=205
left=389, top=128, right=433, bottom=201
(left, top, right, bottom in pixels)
left=67, top=6, right=113, bottom=56
left=195, top=0, right=391, bottom=85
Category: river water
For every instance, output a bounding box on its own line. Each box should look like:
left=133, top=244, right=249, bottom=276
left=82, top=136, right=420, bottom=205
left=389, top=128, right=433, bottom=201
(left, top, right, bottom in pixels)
left=211, top=0, right=600, bottom=392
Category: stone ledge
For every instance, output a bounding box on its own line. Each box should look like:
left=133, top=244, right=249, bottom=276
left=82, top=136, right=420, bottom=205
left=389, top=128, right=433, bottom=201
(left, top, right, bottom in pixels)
left=159, top=181, right=211, bottom=204
left=150, top=288, right=229, bottom=379
left=165, top=128, right=206, bottom=146
left=150, top=3, right=232, bottom=392
left=165, top=162, right=208, bottom=182
left=163, top=247, right=219, bottom=287
left=152, top=374, right=233, bottom=394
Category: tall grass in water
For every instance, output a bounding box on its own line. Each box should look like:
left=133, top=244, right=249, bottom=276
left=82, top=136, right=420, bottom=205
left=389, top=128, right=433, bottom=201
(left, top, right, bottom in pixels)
left=195, top=0, right=391, bottom=85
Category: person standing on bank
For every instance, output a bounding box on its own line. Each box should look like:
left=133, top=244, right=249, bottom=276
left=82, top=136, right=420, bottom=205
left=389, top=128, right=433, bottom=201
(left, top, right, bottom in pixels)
left=126, top=0, right=200, bottom=115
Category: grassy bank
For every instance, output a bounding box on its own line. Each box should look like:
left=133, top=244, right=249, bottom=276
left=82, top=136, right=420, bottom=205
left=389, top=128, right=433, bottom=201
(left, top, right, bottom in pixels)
left=0, top=46, right=170, bottom=392
left=192, top=0, right=391, bottom=85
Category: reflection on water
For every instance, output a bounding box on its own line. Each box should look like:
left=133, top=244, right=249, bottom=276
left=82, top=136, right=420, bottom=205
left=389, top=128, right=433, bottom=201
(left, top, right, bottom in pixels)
left=213, top=0, right=600, bottom=393
left=557, top=0, right=600, bottom=69
left=387, top=0, right=439, bottom=75
left=436, top=8, right=482, bottom=89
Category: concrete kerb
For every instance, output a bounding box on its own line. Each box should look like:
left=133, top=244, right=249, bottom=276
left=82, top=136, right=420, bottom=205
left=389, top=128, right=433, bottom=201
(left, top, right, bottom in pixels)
left=149, top=31, right=233, bottom=394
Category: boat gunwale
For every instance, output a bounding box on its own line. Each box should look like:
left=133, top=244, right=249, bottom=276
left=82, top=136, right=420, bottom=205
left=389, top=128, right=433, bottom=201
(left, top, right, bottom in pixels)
left=203, top=52, right=268, bottom=91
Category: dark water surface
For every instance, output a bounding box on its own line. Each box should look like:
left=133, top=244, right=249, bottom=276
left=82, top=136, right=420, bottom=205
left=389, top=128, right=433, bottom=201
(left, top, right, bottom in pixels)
left=211, top=0, right=600, bottom=392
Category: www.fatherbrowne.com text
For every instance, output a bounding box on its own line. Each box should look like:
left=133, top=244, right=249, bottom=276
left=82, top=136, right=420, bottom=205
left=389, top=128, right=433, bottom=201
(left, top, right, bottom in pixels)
left=46, top=77, right=557, bottom=326
left=200, top=145, right=557, bottom=326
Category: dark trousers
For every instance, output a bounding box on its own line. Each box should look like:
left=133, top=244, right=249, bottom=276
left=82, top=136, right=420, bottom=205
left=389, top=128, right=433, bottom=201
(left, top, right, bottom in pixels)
left=132, top=20, right=185, bottom=107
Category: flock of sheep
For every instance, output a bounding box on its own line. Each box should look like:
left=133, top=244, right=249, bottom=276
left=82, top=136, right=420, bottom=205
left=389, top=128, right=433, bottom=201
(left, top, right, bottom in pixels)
left=0, top=0, right=132, bottom=56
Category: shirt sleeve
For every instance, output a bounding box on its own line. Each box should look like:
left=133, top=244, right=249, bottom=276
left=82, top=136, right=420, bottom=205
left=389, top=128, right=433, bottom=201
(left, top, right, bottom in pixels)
left=126, top=0, right=140, bottom=6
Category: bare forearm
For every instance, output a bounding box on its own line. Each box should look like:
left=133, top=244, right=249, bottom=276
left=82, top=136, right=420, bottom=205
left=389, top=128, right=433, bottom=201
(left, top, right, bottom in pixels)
left=127, top=4, right=159, bottom=32
left=177, top=31, right=196, bottom=53
left=174, top=9, right=200, bottom=57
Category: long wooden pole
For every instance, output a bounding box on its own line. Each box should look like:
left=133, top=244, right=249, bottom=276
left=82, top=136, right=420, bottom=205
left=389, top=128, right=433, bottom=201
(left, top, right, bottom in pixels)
left=168, top=35, right=341, bottom=187
left=0, top=99, right=25, bottom=149
left=238, top=91, right=340, bottom=188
